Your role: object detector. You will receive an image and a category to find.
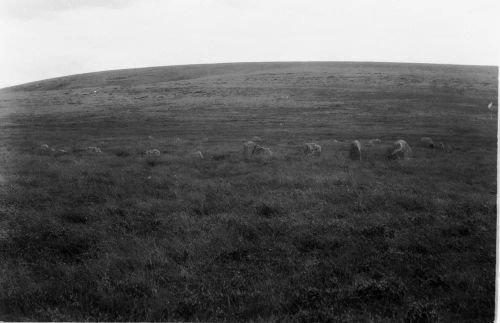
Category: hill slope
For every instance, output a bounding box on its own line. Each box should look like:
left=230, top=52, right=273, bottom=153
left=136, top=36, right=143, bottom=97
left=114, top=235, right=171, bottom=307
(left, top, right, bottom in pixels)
left=0, top=62, right=497, bottom=321
left=2, top=61, right=497, bottom=91
left=1, top=62, right=497, bottom=144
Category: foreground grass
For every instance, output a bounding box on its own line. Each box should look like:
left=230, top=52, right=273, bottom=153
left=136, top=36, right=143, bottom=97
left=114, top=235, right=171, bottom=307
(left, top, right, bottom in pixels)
left=0, top=62, right=497, bottom=321
left=0, top=142, right=495, bottom=322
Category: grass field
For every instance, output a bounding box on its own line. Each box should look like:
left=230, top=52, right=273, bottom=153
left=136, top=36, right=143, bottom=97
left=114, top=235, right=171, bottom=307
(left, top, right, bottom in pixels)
left=0, top=62, right=497, bottom=322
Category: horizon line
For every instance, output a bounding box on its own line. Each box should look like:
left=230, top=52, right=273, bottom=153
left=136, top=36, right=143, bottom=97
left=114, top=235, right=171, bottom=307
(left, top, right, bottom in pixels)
left=2, top=59, right=498, bottom=91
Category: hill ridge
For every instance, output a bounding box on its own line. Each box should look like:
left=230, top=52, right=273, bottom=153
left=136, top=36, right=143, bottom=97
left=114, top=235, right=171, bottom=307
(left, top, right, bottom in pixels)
left=2, top=61, right=497, bottom=92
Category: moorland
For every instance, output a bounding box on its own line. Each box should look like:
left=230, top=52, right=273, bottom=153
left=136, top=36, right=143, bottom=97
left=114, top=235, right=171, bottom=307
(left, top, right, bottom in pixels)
left=0, top=62, right=497, bottom=322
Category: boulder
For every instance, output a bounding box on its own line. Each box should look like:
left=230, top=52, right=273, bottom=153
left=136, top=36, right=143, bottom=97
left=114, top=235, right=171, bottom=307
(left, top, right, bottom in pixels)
left=303, top=143, right=321, bottom=156
left=388, top=140, right=412, bottom=160
left=349, top=140, right=362, bottom=161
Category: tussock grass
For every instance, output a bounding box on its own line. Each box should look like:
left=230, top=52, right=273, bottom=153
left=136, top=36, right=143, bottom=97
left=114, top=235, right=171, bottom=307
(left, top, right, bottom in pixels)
left=0, top=62, right=496, bottom=321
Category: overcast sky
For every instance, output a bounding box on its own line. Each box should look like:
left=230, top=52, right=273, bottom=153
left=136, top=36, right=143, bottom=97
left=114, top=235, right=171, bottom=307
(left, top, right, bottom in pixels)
left=0, top=0, right=498, bottom=88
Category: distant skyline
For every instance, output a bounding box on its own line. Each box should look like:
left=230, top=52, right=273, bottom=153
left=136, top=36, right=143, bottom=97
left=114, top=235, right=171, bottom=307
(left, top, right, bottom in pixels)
left=0, top=0, right=498, bottom=88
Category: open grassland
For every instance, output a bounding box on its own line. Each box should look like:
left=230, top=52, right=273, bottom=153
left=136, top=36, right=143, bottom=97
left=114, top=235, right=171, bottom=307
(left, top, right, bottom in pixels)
left=0, top=62, right=497, bottom=322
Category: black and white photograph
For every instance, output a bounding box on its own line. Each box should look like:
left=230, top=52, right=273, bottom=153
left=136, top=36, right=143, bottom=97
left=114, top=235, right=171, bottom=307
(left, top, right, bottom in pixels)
left=0, top=0, right=498, bottom=321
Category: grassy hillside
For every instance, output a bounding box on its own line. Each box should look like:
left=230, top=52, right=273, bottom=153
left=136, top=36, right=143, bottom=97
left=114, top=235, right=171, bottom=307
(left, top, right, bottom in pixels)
left=0, top=62, right=497, bottom=322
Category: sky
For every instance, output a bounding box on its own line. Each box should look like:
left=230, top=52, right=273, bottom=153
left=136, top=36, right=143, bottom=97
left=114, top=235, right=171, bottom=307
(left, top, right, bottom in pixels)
left=0, top=0, right=498, bottom=88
